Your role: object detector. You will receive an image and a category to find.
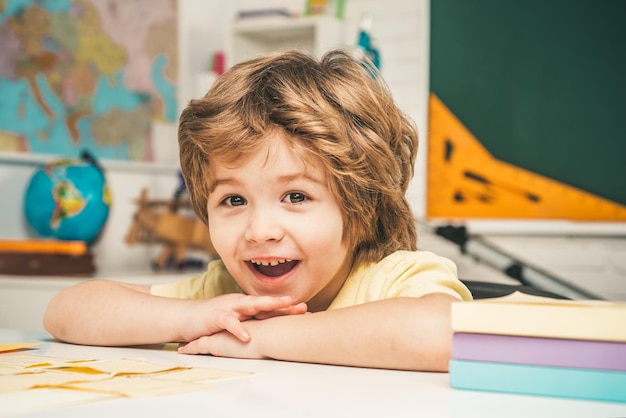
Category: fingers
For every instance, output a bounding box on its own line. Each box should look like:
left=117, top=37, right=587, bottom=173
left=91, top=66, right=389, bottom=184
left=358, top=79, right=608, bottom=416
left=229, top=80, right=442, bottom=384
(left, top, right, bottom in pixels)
left=254, top=302, right=308, bottom=320
left=213, top=296, right=302, bottom=340
left=291, top=302, right=308, bottom=314
left=218, top=312, right=251, bottom=342
left=235, top=295, right=298, bottom=316
left=178, top=336, right=210, bottom=355
left=182, top=294, right=306, bottom=346
left=178, top=332, right=252, bottom=357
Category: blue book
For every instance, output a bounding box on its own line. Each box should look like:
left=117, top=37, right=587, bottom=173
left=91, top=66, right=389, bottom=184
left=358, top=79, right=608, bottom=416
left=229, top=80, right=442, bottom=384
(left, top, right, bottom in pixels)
left=450, top=360, right=626, bottom=403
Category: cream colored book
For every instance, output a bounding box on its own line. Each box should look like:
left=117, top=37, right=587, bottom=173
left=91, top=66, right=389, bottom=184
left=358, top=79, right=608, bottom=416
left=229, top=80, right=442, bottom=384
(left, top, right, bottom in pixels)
left=452, top=291, right=626, bottom=342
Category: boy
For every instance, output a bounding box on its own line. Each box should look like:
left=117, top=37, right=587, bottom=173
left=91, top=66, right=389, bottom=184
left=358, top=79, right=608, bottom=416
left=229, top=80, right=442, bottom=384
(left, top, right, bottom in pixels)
left=44, top=49, right=472, bottom=372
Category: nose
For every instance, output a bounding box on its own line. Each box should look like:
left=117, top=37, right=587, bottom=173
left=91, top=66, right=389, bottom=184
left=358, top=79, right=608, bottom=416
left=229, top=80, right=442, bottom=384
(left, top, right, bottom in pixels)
left=244, top=205, right=284, bottom=243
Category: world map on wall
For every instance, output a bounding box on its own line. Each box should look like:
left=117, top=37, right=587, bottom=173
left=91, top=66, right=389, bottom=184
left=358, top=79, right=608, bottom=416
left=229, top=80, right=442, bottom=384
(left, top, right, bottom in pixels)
left=0, top=0, right=178, bottom=161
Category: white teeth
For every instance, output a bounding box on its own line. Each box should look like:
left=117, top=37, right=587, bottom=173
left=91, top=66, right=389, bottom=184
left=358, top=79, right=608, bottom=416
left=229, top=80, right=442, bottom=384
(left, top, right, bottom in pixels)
left=251, top=258, right=292, bottom=266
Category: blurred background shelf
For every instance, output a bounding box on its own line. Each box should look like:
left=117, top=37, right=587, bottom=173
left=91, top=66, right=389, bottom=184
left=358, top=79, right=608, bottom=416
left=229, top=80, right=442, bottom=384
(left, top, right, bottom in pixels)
left=227, top=15, right=343, bottom=67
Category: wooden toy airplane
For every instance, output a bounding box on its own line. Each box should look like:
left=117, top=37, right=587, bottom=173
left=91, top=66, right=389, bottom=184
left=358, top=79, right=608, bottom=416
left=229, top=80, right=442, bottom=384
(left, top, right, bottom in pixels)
left=125, top=188, right=217, bottom=270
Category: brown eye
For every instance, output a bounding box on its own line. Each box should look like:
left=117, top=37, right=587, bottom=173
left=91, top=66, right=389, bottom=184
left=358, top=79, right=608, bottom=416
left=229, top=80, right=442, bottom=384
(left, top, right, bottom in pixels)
left=284, top=192, right=307, bottom=204
left=224, top=195, right=246, bottom=206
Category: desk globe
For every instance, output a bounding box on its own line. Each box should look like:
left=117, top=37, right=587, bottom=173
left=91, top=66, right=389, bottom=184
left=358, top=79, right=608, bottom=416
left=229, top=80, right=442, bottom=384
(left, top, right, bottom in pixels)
left=24, top=153, right=111, bottom=243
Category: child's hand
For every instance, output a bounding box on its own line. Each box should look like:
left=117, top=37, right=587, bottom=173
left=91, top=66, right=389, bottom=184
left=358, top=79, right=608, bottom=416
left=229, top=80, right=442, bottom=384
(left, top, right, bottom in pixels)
left=179, top=294, right=306, bottom=344
left=178, top=319, right=266, bottom=357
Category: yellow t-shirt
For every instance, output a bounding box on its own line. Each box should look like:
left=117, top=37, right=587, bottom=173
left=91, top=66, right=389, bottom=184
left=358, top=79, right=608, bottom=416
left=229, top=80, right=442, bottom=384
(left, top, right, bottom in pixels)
left=150, top=250, right=473, bottom=306
left=328, top=250, right=472, bottom=309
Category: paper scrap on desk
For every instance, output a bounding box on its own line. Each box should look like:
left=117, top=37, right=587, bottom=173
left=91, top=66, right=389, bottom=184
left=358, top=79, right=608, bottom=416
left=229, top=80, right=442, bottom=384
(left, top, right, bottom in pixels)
left=0, top=365, right=20, bottom=375
left=61, top=375, right=211, bottom=398
left=0, top=354, right=95, bottom=370
left=0, top=343, right=40, bottom=353
left=0, top=353, right=251, bottom=399
left=0, top=369, right=110, bottom=392
left=74, top=359, right=188, bottom=375
left=153, top=366, right=251, bottom=382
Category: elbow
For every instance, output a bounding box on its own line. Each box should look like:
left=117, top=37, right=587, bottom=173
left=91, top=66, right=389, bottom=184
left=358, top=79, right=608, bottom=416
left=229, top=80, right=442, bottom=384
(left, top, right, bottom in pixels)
left=427, top=337, right=452, bottom=372
left=405, top=293, right=456, bottom=372
left=405, top=327, right=451, bottom=372
left=42, top=291, right=74, bottom=343
left=42, top=315, right=59, bottom=341
left=42, top=296, right=63, bottom=341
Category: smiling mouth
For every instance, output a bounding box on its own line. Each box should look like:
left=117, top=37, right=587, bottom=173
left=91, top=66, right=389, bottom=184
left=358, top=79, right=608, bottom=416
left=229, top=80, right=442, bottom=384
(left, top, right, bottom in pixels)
left=248, top=259, right=299, bottom=278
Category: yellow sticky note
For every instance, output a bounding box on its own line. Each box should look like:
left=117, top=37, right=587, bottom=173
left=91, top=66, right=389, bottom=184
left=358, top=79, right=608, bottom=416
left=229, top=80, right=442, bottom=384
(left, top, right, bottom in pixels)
left=0, top=343, right=40, bottom=353
left=0, top=370, right=110, bottom=393
left=0, top=354, right=94, bottom=369
left=153, top=367, right=251, bottom=383
left=80, top=359, right=188, bottom=376
left=64, top=375, right=210, bottom=398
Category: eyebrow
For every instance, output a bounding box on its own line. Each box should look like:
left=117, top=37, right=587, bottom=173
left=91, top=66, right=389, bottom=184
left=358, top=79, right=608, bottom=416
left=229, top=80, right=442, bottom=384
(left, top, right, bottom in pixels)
left=210, top=172, right=325, bottom=191
left=277, top=172, right=325, bottom=185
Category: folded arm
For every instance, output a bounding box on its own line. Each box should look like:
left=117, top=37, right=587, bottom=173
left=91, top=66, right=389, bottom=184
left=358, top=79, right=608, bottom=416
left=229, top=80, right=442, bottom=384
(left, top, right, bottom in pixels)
left=43, top=280, right=306, bottom=346
left=178, top=293, right=458, bottom=372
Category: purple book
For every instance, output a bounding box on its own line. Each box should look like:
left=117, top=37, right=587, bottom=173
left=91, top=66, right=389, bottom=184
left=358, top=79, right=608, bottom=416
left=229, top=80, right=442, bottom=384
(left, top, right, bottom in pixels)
left=452, top=333, right=626, bottom=371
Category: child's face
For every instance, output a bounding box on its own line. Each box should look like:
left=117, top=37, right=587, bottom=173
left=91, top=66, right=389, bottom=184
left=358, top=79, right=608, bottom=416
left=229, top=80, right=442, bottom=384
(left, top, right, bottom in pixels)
left=206, top=133, right=353, bottom=312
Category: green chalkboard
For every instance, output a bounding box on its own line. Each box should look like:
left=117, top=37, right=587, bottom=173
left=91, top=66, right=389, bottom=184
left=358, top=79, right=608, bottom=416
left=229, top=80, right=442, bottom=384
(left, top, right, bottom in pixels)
left=430, top=0, right=626, bottom=206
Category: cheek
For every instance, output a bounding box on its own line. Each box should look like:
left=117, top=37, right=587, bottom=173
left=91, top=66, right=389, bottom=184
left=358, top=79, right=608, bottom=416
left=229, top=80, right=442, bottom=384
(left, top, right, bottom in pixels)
left=301, top=210, right=345, bottom=250
left=206, top=215, right=232, bottom=255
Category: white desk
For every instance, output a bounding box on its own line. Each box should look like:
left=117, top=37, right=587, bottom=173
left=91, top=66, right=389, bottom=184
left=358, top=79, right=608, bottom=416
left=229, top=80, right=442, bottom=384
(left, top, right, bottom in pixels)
left=2, top=328, right=625, bottom=418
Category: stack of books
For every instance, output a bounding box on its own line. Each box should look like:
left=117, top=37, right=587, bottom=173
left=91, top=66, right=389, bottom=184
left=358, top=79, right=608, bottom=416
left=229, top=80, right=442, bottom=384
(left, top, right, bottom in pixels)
left=0, top=239, right=95, bottom=276
left=449, top=291, right=626, bottom=403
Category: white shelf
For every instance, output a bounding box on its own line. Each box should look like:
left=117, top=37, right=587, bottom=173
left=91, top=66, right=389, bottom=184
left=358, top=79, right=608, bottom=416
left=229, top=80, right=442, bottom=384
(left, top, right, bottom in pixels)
left=234, top=16, right=318, bottom=36
left=0, top=151, right=179, bottom=175
left=227, top=16, right=344, bottom=68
